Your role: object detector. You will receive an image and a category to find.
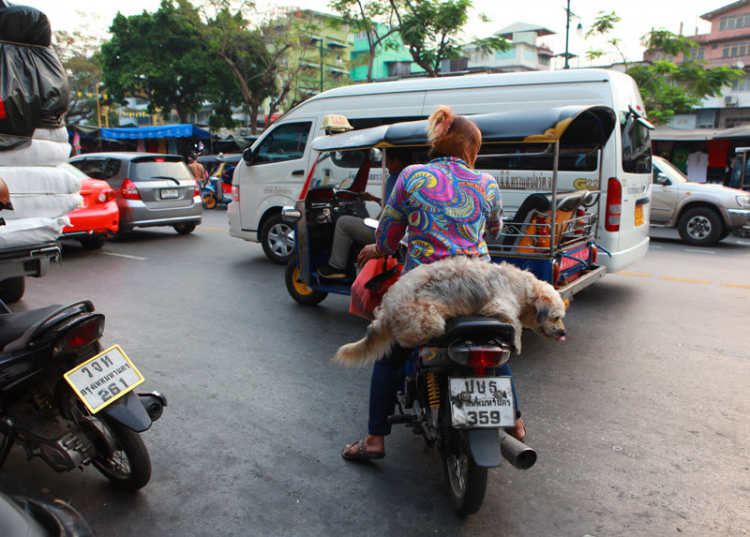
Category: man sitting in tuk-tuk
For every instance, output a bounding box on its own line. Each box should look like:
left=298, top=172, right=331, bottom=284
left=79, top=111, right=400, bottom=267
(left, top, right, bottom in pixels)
left=318, top=148, right=411, bottom=279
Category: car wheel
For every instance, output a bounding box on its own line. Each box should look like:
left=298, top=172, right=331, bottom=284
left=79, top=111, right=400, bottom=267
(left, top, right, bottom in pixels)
left=174, top=223, right=197, bottom=235
left=261, top=213, right=295, bottom=265
left=0, top=276, right=25, bottom=303
left=677, top=207, right=722, bottom=246
left=80, top=236, right=106, bottom=250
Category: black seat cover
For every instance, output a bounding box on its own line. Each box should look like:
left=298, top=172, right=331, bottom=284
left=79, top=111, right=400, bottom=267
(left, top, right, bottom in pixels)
left=427, top=316, right=515, bottom=346
left=0, top=305, right=61, bottom=351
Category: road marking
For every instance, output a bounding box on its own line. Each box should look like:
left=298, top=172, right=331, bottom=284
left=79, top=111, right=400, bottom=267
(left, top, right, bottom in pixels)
left=722, top=283, right=750, bottom=290
left=684, top=248, right=716, bottom=254
left=660, top=276, right=710, bottom=284
left=616, top=271, right=652, bottom=277
left=101, top=252, right=148, bottom=261
left=199, top=226, right=229, bottom=232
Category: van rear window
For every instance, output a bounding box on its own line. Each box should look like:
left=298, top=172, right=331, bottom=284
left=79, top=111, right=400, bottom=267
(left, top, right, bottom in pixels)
left=131, top=159, right=192, bottom=182
left=621, top=116, right=652, bottom=173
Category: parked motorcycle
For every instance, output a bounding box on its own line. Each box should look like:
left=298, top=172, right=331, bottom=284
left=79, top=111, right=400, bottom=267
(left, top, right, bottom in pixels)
left=389, top=316, right=536, bottom=516
left=201, top=167, right=234, bottom=210
left=0, top=299, right=166, bottom=491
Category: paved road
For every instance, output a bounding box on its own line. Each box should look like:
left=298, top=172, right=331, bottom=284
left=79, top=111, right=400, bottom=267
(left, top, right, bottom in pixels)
left=1, top=211, right=748, bottom=536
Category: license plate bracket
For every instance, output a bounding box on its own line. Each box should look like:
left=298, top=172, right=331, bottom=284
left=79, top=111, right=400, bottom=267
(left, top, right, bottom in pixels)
left=63, top=345, right=145, bottom=414
left=161, top=189, right=179, bottom=199
left=449, top=377, right=515, bottom=428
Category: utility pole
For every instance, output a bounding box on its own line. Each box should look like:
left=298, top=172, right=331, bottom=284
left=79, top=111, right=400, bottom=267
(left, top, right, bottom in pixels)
left=564, top=0, right=571, bottom=69
left=319, top=37, right=324, bottom=93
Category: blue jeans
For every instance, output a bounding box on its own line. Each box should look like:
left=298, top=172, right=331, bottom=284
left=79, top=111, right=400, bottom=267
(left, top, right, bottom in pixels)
left=367, top=344, right=520, bottom=436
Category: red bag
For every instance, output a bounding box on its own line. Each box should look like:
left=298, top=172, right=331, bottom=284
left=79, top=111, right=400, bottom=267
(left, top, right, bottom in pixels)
left=349, top=256, right=401, bottom=320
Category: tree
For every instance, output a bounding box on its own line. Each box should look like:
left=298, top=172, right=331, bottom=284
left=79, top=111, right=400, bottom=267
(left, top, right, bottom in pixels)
left=51, top=26, right=104, bottom=126
left=329, top=0, right=400, bottom=82
left=585, top=11, right=742, bottom=124
left=388, top=0, right=509, bottom=77
left=101, top=0, right=231, bottom=123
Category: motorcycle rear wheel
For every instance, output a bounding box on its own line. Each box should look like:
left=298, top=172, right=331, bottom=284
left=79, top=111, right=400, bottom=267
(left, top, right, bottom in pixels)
left=443, top=431, right=488, bottom=517
left=60, top=390, right=152, bottom=491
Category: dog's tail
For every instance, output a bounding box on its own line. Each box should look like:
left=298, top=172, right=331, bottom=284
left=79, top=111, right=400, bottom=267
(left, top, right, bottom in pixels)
left=332, top=318, right=394, bottom=366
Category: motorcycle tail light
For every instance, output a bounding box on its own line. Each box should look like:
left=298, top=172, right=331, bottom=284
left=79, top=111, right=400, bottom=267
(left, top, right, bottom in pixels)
left=460, top=347, right=510, bottom=368
left=53, top=316, right=105, bottom=357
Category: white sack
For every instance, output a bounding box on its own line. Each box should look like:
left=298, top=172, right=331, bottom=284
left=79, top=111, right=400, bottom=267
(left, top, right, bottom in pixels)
left=0, top=138, right=71, bottom=167
left=32, top=127, right=69, bottom=144
left=0, top=166, right=81, bottom=194
left=0, top=216, right=69, bottom=249
left=4, top=192, right=81, bottom=219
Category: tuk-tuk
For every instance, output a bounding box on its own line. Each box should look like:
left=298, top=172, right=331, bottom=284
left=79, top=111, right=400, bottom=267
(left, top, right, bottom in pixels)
left=282, top=105, right=617, bottom=306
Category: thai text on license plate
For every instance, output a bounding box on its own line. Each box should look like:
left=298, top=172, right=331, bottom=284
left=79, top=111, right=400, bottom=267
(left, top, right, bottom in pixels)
left=449, top=377, right=515, bottom=428
left=63, top=345, right=145, bottom=414
left=161, top=189, right=179, bottom=199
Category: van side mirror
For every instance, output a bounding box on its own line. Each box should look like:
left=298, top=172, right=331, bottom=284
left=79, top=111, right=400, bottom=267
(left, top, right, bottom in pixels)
left=243, top=149, right=254, bottom=166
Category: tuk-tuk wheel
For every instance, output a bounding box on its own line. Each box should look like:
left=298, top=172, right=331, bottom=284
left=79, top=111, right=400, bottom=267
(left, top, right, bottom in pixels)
left=203, top=193, right=217, bottom=210
left=285, top=259, right=328, bottom=306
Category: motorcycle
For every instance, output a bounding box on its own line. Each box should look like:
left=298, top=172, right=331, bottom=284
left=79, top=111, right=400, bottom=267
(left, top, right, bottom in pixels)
left=0, top=492, right=94, bottom=536
left=388, top=316, right=536, bottom=516
left=201, top=158, right=237, bottom=210
left=0, top=299, right=166, bottom=491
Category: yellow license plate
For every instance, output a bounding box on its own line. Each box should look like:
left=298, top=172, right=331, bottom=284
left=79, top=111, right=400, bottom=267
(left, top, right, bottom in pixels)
left=635, top=204, right=644, bottom=226
left=63, top=345, right=145, bottom=414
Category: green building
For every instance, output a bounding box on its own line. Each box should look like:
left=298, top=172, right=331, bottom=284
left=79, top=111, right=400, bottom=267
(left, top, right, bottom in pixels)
left=350, top=22, right=422, bottom=81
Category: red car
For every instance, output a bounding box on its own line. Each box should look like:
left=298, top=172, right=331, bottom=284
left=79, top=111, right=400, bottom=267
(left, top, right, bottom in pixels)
left=60, top=163, right=119, bottom=249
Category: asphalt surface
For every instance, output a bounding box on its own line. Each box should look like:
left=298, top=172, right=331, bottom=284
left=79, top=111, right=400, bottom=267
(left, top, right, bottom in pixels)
left=0, top=210, right=748, bottom=536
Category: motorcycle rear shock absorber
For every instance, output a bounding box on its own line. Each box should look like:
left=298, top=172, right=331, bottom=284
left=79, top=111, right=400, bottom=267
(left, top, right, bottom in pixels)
left=426, top=372, right=441, bottom=430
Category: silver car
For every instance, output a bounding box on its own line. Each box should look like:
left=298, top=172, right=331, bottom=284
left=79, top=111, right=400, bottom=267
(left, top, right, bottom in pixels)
left=651, top=156, right=750, bottom=246
left=68, top=153, right=202, bottom=235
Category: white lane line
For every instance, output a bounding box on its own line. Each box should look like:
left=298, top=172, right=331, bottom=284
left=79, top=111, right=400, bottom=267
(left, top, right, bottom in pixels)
left=101, top=252, right=149, bottom=261
left=650, top=245, right=663, bottom=249
left=684, top=249, right=716, bottom=254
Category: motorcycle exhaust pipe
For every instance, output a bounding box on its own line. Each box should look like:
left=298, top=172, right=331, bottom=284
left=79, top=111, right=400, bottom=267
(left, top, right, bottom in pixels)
left=498, top=430, right=537, bottom=470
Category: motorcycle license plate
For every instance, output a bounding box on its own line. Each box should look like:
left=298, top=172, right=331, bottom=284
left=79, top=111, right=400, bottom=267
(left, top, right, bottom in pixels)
left=161, top=189, right=179, bottom=199
left=63, top=345, right=145, bottom=414
left=449, top=377, right=515, bottom=428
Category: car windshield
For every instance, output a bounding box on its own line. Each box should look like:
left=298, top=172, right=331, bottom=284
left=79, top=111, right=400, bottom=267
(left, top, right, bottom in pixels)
left=655, top=158, right=689, bottom=183
left=131, top=159, right=192, bottom=182
left=59, top=162, right=89, bottom=180
left=310, top=149, right=377, bottom=190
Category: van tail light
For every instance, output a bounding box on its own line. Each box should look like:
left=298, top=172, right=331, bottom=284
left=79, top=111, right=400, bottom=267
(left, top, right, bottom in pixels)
left=97, top=189, right=116, bottom=203
left=232, top=185, right=240, bottom=202
left=52, top=316, right=105, bottom=357
left=121, top=179, right=141, bottom=200
left=605, top=178, right=622, bottom=232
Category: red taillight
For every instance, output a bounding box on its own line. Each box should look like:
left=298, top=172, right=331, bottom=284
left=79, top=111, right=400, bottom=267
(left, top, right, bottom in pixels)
left=232, top=185, right=240, bottom=202
left=97, top=189, right=116, bottom=203
left=53, top=317, right=105, bottom=357
left=194, top=180, right=201, bottom=197
left=155, top=158, right=165, bottom=162
left=121, top=179, right=140, bottom=200
left=605, top=177, right=622, bottom=232
left=466, top=347, right=505, bottom=368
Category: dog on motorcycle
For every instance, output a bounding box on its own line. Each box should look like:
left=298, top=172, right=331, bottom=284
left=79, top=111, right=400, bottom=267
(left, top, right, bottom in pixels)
left=333, top=256, right=567, bottom=366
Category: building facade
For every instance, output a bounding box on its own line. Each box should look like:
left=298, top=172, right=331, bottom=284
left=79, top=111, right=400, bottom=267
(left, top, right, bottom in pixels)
left=350, top=23, right=421, bottom=81
left=462, top=22, right=554, bottom=73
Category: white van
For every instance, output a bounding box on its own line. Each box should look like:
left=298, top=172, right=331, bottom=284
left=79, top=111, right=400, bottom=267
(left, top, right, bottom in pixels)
left=228, top=68, right=652, bottom=272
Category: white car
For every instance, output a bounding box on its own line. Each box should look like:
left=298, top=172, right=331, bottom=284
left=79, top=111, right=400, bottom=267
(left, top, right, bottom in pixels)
left=651, top=155, right=750, bottom=245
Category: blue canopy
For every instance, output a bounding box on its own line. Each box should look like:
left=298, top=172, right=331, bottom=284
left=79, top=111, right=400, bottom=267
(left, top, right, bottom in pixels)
left=100, top=124, right=210, bottom=140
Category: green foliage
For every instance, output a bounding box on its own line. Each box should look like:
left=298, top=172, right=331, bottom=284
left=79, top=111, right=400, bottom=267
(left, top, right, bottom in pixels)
left=101, top=0, right=235, bottom=122
left=394, top=0, right=510, bottom=77
left=52, top=29, right=103, bottom=125
left=585, top=12, right=743, bottom=123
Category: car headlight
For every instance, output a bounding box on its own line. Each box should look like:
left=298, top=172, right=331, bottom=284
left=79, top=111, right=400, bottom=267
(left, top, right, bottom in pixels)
left=737, top=196, right=750, bottom=207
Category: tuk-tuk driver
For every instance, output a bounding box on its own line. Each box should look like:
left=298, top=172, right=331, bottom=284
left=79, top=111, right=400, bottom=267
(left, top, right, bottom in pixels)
left=318, top=148, right=410, bottom=279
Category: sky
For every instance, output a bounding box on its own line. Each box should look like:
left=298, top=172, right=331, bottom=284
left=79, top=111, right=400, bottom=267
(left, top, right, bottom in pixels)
left=22, top=0, right=735, bottom=66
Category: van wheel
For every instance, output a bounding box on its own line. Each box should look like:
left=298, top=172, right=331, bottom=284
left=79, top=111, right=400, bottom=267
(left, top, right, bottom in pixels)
left=0, top=276, right=25, bottom=303
left=261, top=214, right=295, bottom=265
left=677, top=207, right=722, bottom=246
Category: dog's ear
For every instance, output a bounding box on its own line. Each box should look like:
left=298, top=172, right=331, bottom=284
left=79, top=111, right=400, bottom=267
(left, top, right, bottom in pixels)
left=535, top=294, right=552, bottom=324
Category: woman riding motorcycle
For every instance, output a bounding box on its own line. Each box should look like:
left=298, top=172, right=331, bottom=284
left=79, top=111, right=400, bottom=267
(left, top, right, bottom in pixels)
left=342, top=105, right=525, bottom=460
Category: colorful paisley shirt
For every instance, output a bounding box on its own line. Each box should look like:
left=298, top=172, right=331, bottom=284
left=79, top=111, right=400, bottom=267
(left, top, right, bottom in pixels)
left=375, top=157, right=503, bottom=273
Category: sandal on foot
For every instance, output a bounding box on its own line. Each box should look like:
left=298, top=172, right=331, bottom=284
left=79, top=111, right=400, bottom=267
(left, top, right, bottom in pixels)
left=342, top=439, right=385, bottom=461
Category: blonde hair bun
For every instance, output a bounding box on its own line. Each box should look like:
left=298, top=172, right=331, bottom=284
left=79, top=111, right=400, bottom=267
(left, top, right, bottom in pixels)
left=428, top=105, right=455, bottom=144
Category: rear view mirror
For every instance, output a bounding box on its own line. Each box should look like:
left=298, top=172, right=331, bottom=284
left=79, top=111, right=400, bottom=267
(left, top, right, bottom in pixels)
left=655, top=173, right=671, bottom=186
left=243, top=149, right=254, bottom=166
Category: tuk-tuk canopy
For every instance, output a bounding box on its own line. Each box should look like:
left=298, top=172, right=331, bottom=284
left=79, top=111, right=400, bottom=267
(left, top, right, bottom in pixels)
left=311, top=105, right=617, bottom=153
